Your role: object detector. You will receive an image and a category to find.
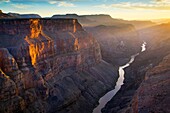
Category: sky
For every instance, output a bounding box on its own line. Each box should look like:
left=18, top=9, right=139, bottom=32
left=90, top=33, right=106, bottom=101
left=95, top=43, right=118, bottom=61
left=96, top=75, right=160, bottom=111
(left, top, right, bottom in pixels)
left=0, top=0, right=170, bottom=20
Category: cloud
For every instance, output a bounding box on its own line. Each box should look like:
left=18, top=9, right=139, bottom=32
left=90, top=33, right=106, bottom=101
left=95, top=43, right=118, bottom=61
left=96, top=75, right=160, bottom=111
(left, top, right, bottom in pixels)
left=153, top=0, right=168, bottom=2
left=48, top=0, right=77, bottom=7
left=49, top=1, right=57, bottom=4
left=0, top=0, right=10, bottom=2
left=48, top=0, right=82, bottom=2
left=94, top=1, right=170, bottom=10
left=57, top=1, right=75, bottom=7
left=152, top=0, right=170, bottom=3
left=0, top=0, right=82, bottom=3
left=11, top=3, right=31, bottom=9
left=153, top=0, right=164, bottom=2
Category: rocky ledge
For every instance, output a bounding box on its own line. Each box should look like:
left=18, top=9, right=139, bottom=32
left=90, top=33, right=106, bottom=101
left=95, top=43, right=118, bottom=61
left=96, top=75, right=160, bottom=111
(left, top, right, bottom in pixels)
left=0, top=18, right=118, bottom=113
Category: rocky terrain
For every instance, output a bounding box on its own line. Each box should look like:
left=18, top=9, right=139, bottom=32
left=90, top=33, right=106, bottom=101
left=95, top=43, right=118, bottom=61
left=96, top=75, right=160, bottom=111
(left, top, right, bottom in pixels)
left=102, top=23, right=170, bottom=113
left=130, top=53, right=170, bottom=113
left=0, top=12, right=144, bottom=113
left=0, top=18, right=119, bottom=113
left=1, top=11, right=169, bottom=113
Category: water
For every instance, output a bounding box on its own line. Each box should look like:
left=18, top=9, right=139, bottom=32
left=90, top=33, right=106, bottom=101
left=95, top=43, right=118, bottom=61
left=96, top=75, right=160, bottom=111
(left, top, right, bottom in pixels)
left=141, top=42, right=147, bottom=52
left=92, top=42, right=146, bottom=113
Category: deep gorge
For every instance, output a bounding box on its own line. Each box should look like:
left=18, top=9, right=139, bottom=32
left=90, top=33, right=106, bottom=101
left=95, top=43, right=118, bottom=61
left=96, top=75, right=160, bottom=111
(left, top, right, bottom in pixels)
left=93, top=42, right=146, bottom=113
left=0, top=15, right=170, bottom=113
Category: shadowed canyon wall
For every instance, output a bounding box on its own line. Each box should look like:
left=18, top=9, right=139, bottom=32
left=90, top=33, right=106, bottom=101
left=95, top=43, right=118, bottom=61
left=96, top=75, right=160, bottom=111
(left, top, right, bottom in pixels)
left=0, top=18, right=118, bottom=113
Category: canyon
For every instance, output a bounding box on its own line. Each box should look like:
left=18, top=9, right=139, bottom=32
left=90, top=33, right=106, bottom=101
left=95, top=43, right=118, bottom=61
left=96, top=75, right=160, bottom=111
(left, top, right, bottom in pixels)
left=0, top=10, right=170, bottom=113
left=0, top=18, right=119, bottom=113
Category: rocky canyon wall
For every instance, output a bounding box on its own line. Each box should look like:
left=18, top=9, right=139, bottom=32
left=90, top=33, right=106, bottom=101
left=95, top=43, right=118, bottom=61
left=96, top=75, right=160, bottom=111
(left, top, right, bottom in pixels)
left=130, top=53, right=170, bottom=113
left=0, top=19, right=117, bottom=113
left=102, top=23, right=170, bottom=113
left=127, top=23, right=170, bottom=113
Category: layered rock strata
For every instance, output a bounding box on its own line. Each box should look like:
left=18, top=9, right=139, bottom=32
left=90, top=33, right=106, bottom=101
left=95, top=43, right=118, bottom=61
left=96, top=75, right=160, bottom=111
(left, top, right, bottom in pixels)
left=0, top=18, right=117, bottom=113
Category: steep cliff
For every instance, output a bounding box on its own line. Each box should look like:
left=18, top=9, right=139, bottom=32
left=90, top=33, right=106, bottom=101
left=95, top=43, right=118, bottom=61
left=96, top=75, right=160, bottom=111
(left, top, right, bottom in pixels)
left=0, top=18, right=117, bottom=113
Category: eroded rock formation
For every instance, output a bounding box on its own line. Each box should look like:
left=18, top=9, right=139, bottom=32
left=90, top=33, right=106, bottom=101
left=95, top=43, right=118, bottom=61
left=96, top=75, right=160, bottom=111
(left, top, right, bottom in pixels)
left=0, top=18, right=117, bottom=113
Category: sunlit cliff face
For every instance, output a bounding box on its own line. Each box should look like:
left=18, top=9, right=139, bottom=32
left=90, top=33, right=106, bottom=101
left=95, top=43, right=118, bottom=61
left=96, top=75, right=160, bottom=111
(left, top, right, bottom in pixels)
left=24, top=19, right=43, bottom=66
left=29, top=44, right=38, bottom=66
left=27, top=42, right=52, bottom=66
left=73, top=19, right=77, bottom=33
left=74, top=38, right=79, bottom=50
left=0, top=68, right=9, bottom=79
left=30, top=19, right=41, bottom=38
left=23, top=19, right=81, bottom=66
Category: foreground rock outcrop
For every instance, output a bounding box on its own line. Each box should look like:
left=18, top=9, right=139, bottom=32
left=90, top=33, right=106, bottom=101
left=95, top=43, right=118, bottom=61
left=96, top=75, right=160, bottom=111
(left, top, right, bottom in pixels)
left=128, top=23, right=170, bottom=113
left=0, top=18, right=118, bottom=113
left=130, top=53, right=170, bottom=113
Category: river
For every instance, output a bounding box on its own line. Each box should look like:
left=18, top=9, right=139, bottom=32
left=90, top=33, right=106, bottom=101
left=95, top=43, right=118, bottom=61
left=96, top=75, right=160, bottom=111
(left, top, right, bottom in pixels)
left=92, top=42, right=146, bottom=113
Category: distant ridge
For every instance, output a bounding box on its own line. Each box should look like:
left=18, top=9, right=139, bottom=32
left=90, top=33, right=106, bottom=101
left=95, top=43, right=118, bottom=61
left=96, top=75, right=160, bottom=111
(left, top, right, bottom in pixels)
left=0, top=10, right=155, bottom=29
left=52, top=14, right=155, bottom=29
left=0, top=10, right=13, bottom=18
left=8, top=12, right=41, bottom=18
